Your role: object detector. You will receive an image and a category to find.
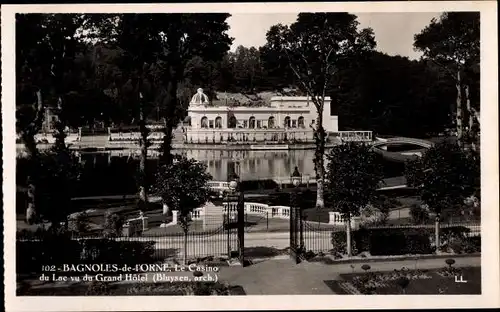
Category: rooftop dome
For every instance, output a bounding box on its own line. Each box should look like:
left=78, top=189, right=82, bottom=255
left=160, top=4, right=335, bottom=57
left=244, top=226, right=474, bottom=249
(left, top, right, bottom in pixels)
left=190, top=88, right=209, bottom=105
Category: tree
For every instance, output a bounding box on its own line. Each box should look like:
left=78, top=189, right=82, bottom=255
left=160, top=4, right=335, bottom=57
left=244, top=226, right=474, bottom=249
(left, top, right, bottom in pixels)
left=404, top=142, right=479, bottom=249
left=16, top=14, right=83, bottom=223
left=85, top=14, right=166, bottom=209
left=325, top=142, right=383, bottom=257
left=332, top=52, right=455, bottom=137
left=151, top=14, right=232, bottom=166
left=262, top=13, right=376, bottom=208
left=414, top=12, right=480, bottom=149
left=80, top=13, right=231, bottom=206
left=153, top=156, right=213, bottom=264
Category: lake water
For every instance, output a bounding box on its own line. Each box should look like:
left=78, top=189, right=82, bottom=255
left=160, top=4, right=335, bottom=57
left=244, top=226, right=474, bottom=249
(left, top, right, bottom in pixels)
left=17, top=149, right=405, bottom=197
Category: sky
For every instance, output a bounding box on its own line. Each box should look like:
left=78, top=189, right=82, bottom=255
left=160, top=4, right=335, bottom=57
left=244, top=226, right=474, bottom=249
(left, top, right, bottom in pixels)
left=227, top=12, right=441, bottom=60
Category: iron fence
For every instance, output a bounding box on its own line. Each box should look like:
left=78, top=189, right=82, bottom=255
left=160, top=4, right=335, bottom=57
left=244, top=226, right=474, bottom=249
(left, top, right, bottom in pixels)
left=16, top=220, right=481, bottom=263
left=17, top=222, right=239, bottom=262
left=300, top=221, right=481, bottom=254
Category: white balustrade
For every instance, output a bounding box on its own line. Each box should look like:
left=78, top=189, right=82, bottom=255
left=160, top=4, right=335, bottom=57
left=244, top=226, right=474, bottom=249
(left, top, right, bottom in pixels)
left=168, top=203, right=355, bottom=227
left=328, top=211, right=359, bottom=228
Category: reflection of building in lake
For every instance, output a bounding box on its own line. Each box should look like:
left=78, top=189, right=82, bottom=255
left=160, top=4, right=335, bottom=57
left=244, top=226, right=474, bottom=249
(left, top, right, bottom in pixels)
left=185, top=88, right=340, bottom=144
left=76, top=149, right=318, bottom=182
left=178, top=149, right=317, bottom=181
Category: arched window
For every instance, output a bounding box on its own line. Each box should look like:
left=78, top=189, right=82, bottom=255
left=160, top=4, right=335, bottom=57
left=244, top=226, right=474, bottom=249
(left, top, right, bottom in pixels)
left=298, top=116, right=305, bottom=128
left=268, top=116, right=275, bottom=128
left=215, top=116, right=222, bottom=128
left=201, top=116, right=208, bottom=128
left=249, top=116, right=256, bottom=129
left=228, top=116, right=237, bottom=128
left=284, top=116, right=291, bottom=128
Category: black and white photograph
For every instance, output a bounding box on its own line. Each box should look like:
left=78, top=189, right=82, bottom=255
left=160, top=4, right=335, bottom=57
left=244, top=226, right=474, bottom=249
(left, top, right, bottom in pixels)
left=2, top=1, right=499, bottom=311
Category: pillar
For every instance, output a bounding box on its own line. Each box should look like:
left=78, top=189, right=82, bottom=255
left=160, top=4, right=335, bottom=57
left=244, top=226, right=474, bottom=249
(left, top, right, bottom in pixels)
left=172, top=210, right=179, bottom=224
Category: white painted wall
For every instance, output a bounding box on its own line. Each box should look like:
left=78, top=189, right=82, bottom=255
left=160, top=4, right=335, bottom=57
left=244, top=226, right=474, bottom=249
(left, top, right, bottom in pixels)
left=187, top=96, right=338, bottom=132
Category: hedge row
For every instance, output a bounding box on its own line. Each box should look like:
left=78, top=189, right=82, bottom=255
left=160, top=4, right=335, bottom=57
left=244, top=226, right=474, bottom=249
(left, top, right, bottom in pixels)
left=331, top=226, right=480, bottom=257
left=17, top=234, right=156, bottom=274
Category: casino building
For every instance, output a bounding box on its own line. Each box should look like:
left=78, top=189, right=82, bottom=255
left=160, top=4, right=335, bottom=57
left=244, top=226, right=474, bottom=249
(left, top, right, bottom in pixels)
left=184, top=88, right=346, bottom=144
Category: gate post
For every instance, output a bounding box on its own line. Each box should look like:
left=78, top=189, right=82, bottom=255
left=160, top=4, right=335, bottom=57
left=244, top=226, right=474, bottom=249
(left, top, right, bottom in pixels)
left=289, top=192, right=301, bottom=264
left=237, top=190, right=245, bottom=266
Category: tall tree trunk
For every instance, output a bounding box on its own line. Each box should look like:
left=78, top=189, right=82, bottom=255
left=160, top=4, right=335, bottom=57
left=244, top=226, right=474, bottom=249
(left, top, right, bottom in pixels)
left=464, top=84, right=476, bottom=151
left=23, top=89, right=45, bottom=224
left=138, top=98, right=149, bottom=209
left=455, top=70, right=463, bottom=147
left=435, top=214, right=441, bottom=253
left=346, top=214, right=352, bottom=257
left=314, top=111, right=326, bottom=209
left=161, top=62, right=181, bottom=166
left=53, top=97, right=68, bottom=152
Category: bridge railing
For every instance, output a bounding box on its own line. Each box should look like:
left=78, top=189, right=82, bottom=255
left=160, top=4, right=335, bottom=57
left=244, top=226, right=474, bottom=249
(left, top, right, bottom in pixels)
left=330, top=131, right=373, bottom=142
left=386, top=137, right=434, bottom=148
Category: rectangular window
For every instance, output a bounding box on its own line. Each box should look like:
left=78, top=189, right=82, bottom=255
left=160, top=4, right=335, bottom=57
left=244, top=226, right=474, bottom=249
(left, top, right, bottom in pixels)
left=243, top=120, right=248, bottom=128
left=209, top=120, right=214, bottom=128
left=257, top=120, right=262, bottom=128
left=292, top=120, right=297, bottom=128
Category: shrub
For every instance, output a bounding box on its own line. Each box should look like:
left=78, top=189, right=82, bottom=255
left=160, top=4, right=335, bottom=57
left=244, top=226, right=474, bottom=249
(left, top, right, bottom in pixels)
left=439, top=226, right=472, bottom=252
left=68, top=212, right=91, bottom=235
left=410, top=204, right=430, bottom=224
left=16, top=231, right=81, bottom=274
left=444, top=236, right=481, bottom=254
left=79, top=239, right=155, bottom=265
left=103, top=210, right=125, bottom=237
left=330, top=231, right=358, bottom=258
left=332, top=227, right=438, bottom=257
left=464, top=236, right=481, bottom=253
left=440, top=226, right=471, bottom=240
left=358, top=228, right=432, bottom=256
left=359, top=205, right=389, bottom=227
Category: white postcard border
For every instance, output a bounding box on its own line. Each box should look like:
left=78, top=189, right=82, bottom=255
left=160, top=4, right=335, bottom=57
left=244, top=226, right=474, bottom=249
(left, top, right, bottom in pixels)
left=2, top=1, right=499, bottom=310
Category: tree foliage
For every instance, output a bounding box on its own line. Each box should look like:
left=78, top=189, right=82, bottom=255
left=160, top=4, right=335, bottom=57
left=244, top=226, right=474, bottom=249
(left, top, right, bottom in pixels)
left=333, top=52, right=455, bottom=136
left=25, top=146, right=82, bottom=226
left=261, top=13, right=376, bottom=208
left=153, top=155, right=213, bottom=232
left=103, top=210, right=125, bottom=237
left=325, top=142, right=384, bottom=217
left=16, top=14, right=85, bottom=224
left=404, top=142, right=479, bottom=217
left=414, top=12, right=480, bottom=147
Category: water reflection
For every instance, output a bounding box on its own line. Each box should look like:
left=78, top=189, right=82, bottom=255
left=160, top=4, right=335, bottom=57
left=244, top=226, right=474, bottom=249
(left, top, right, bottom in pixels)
left=17, top=149, right=404, bottom=198
left=174, top=149, right=316, bottom=181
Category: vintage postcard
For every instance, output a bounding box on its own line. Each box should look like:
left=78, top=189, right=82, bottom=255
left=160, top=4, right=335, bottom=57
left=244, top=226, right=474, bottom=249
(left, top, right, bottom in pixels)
left=2, top=1, right=499, bottom=311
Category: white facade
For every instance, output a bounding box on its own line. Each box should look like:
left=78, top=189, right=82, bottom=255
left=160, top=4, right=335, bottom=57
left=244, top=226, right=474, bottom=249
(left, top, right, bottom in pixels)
left=185, top=90, right=338, bottom=143
left=188, top=95, right=338, bottom=131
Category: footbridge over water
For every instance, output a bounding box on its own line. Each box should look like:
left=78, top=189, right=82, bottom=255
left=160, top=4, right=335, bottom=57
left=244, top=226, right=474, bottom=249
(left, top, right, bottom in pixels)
left=370, top=137, right=434, bottom=163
